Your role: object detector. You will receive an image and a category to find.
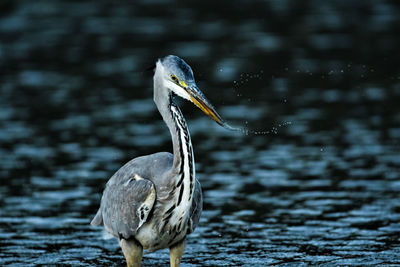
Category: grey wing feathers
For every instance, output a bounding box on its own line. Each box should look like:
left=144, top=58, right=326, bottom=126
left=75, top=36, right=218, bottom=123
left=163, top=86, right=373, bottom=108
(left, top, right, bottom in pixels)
left=91, top=209, right=103, bottom=226
left=188, top=179, right=203, bottom=234
left=91, top=152, right=173, bottom=239
left=101, top=173, right=155, bottom=239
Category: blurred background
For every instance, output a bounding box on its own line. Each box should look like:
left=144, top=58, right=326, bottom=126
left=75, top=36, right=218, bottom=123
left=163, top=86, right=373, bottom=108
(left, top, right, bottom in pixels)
left=1, top=0, right=400, bottom=266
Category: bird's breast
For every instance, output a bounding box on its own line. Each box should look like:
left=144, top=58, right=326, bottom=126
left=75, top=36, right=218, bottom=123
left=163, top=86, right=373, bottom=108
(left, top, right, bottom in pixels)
left=134, top=205, right=191, bottom=251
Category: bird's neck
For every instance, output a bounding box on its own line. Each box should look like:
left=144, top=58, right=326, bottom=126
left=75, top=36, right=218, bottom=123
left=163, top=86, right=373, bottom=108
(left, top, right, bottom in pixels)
left=153, top=78, right=194, bottom=176
left=168, top=99, right=194, bottom=171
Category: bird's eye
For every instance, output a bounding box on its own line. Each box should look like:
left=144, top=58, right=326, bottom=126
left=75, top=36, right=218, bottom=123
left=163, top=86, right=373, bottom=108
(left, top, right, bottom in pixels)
left=170, top=75, right=178, bottom=82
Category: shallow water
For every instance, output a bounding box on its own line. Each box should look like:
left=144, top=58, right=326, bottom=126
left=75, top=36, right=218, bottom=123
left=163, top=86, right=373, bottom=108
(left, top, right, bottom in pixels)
left=1, top=0, right=400, bottom=266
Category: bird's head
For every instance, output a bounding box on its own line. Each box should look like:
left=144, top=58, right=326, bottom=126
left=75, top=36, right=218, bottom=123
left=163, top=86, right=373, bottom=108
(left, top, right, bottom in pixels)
left=155, top=55, right=231, bottom=128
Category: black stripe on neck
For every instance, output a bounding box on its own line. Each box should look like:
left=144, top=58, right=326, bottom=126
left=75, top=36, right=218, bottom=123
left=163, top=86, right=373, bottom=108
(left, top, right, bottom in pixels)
left=169, top=100, right=194, bottom=204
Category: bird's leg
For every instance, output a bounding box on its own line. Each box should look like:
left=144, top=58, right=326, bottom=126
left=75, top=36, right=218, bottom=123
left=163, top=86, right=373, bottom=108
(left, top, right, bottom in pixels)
left=169, top=239, right=186, bottom=267
left=119, top=238, right=143, bottom=267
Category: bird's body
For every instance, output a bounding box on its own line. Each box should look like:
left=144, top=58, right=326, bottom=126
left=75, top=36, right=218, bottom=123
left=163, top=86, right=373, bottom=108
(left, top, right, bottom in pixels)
left=91, top=55, right=231, bottom=267
left=91, top=151, right=202, bottom=251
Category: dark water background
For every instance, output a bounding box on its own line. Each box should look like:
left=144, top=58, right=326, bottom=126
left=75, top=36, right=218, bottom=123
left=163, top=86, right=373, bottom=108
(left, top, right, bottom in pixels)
left=1, top=0, right=400, bottom=266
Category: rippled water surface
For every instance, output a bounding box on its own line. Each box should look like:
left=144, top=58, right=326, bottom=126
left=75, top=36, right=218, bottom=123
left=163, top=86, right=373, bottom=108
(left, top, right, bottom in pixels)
left=1, top=0, right=400, bottom=266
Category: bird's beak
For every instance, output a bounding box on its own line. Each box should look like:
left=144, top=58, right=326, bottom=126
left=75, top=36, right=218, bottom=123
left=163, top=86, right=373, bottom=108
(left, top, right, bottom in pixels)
left=185, top=86, right=226, bottom=126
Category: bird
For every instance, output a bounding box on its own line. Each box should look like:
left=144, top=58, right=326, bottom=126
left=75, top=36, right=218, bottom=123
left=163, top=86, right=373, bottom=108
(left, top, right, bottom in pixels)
left=91, top=55, right=235, bottom=267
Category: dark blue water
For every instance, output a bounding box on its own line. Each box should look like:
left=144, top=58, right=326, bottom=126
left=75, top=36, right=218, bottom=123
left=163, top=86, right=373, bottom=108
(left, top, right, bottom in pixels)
left=1, top=0, right=400, bottom=266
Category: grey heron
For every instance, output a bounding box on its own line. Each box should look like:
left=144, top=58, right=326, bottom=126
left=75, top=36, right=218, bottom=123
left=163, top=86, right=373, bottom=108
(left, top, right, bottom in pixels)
left=91, top=55, right=234, bottom=267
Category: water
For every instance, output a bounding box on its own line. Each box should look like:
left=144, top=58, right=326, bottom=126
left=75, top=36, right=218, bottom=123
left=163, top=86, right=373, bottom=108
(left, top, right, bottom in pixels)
left=1, top=0, right=400, bottom=266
